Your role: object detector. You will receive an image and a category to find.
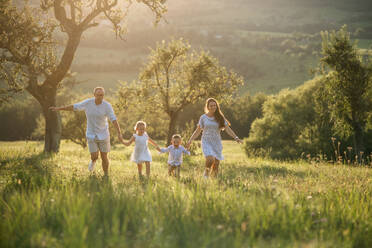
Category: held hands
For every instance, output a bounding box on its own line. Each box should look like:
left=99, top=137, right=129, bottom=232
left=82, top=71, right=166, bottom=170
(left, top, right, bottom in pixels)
left=118, top=134, right=125, bottom=144
left=185, top=141, right=191, bottom=150
left=119, top=135, right=130, bottom=146
left=121, top=140, right=130, bottom=146
left=234, top=137, right=243, bottom=144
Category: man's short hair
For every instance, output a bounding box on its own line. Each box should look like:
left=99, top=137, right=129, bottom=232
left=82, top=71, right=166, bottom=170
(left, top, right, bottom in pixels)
left=172, top=134, right=182, bottom=139
left=93, top=87, right=105, bottom=94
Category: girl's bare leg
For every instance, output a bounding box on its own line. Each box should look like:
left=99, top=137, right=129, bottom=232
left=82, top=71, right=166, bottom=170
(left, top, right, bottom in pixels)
left=137, top=163, right=143, bottom=178
left=145, top=162, right=151, bottom=178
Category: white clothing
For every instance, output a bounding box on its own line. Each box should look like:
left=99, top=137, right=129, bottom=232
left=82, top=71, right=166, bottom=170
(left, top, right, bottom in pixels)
left=73, top=98, right=116, bottom=140
left=160, top=145, right=190, bottom=166
left=87, top=137, right=110, bottom=153
left=131, top=133, right=152, bottom=163
left=198, top=114, right=228, bottom=161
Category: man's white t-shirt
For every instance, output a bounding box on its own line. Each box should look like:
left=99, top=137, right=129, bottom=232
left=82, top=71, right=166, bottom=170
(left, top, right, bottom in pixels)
left=73, top=98, right=116, bottom=140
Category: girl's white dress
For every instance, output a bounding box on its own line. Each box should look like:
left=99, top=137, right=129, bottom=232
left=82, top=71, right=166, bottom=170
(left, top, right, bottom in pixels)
left=198, top=114, right=227, bottom=161
left=131, top=133, right=152, bottom=163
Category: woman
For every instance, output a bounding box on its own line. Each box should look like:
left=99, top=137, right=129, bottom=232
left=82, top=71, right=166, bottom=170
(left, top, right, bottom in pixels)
left=186, top=98, right=242, bottom=178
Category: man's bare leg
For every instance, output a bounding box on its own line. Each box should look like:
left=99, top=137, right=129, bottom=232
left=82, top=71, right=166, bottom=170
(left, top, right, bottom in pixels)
left=100, top=151, right=109, bottom=176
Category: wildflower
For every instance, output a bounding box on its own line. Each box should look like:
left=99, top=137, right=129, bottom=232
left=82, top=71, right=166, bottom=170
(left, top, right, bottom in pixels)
left=241, top=222, right=247, bottom=232
left=307, top=195, right=312, bottom=199
left=216, top=224, right=224, bottom=230
left=320, top=218, right=328, bottom=223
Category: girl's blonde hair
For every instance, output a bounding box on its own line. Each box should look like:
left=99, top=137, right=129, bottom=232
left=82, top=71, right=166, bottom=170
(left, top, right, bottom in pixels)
left=134, top=121, right=147, bottom=131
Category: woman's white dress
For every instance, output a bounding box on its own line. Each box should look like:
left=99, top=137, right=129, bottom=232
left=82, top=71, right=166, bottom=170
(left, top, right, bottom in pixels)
left=131, top=133, right=152, bottom=163
left=198, top=114, right=227, bottom=161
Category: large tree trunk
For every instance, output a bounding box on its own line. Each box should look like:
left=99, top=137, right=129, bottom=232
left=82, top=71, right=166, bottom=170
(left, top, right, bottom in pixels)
left=40, top=90, right=62, bottom=153
left=167, top=112, right=178, bottom=146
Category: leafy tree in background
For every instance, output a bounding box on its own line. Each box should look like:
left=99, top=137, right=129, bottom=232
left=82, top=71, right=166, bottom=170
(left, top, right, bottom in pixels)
left=223, top=93, right=267, bottom=138
left=117, top=38, right=244, bottom=145
left=0, top=0, right=166, bottom=152
left=320, top=25, right=372, bottom=154
left=244, top=77, right=336, bottom=159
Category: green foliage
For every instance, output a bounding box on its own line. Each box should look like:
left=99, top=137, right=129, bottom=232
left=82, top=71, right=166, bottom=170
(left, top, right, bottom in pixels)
left=1, top=141, right=372, bottom=247
left=0, top=0, right=58, bottom=103
left=245, top=77, right=334, bottom=159
left=0, top=97, right=41, bottom=140
left=244, top=26, right=372, bottom=160
left=223, top=93, right=268, bottom=138
left=320, top=25, right=372, bottom=152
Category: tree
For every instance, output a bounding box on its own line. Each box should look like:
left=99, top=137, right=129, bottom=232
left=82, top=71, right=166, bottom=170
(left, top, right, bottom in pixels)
left=223, top=93, right=267, bottom=138
left=320, top=25, right=372, bottom=154
left=244, top=77, right=332, bottom=159
left=0, top=0, right=166, bottom=152
left=117, top=38, right=244, bottom=145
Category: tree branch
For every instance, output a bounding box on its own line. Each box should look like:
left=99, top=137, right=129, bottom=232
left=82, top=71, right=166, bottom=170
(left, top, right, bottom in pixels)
left=54, top=0, right=76, bottom=33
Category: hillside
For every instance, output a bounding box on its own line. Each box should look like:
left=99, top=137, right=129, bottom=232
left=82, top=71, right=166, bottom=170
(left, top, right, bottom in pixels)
left=66, top=0, right=372, bottom=94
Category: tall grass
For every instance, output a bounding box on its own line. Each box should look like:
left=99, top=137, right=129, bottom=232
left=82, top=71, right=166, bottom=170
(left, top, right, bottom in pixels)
left=1, top=141, right=371, bottom=247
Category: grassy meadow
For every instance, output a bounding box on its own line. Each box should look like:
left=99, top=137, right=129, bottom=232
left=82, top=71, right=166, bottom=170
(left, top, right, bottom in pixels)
left=1, top=141, right=371, bottom=247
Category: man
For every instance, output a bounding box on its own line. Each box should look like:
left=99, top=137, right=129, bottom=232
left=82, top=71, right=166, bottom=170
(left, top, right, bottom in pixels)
left=49, top=87, right=124, bottom=176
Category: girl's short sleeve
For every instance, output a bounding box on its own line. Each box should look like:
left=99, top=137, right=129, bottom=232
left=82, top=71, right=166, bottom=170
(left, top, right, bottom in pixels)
left=224, top=119, right=229, bottom=127
left=198, top=115, right=205, bottom=128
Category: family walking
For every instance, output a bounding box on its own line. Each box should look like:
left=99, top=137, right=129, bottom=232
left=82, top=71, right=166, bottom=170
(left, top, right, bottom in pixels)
left=50, top=87, right=242, bottom=178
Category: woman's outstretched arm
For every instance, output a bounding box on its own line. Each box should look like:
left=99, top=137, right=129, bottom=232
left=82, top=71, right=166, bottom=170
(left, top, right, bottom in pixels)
left=186, top=125, right=202, bottom=149
left=224, top=125, right=243, bottom=144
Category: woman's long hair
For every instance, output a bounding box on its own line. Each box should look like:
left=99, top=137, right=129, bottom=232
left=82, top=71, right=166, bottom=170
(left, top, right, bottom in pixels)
left=204, top=98, right=230, bottom=129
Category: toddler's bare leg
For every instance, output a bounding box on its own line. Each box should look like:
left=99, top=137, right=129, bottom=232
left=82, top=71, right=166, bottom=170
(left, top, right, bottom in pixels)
left=175, top=166, right=180, bottom=179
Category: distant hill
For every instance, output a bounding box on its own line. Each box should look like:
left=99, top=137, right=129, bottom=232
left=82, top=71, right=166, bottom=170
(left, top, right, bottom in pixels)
left=19, top=0, right=372, bottom=94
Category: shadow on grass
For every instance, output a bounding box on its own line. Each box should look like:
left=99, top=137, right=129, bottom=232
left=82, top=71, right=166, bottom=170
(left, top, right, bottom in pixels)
left=0, top=152, right=56, bottom=197
left=223, top=164, right=316, bottom=179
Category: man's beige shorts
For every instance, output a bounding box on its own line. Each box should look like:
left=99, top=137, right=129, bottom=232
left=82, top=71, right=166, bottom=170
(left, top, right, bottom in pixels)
left=88, top=138, right=110, bottom=153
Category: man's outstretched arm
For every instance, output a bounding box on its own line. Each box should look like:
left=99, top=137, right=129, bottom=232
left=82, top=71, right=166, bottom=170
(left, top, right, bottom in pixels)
left=49, top=105, right=74, bottom=111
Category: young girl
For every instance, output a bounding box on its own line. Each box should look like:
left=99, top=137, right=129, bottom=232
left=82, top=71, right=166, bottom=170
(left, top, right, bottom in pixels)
left=122, top=121, right=160, bottom=178
left=159, top=134, right=190, bottom=178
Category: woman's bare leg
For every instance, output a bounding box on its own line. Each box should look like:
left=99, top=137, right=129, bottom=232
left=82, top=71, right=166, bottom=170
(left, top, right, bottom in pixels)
left=204, top=156, right=214, bottom=178
left=211, top=159, right=220, bottom=177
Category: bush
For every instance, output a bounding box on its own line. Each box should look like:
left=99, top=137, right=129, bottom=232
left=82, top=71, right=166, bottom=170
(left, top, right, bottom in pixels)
left=244, top=77, right=335, bottom=159
left=0, top=96, right=41, bottom=140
